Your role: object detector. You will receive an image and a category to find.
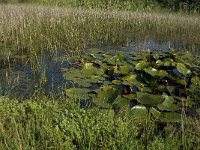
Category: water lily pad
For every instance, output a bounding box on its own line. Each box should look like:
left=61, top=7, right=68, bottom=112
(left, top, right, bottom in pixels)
left=144, top=67, right=168, bottom=78
left=104, top=52, right=124, bottom=65
left=65, top=88, right=90, bottom=99
left=135, top=61, right=149, bottom=70
left=122, top=74, right=142, bottom=86
left=163, top=58, right=174, bottom=67
left=93, top=85, right=119, bottom=108
left=81, top=62, right=104, bottom=77
left=157, top=95, right=181, bottom=111
left=176, top=63, right=191, bottom=76
left=140, top=87, right=152, bottom=93
left=114, top=65, right=132, bottom=75
left=150, top=107, right=181, bottom=122
left=131, top=105, right=149, bottom=120
left=113, top=96, right=130, bottom=110
left=112, top=80, right=122, bottom=85
left=122, top=94, right=137, bottom=100
left=136, top=92, right=164, bottom=106
left=144, top=67, right=158, bottom=77
left=152, top=53, right=160, bottom=60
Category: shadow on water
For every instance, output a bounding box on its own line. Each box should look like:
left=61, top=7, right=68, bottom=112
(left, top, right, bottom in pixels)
left=0, top=38, right=199, bottom=99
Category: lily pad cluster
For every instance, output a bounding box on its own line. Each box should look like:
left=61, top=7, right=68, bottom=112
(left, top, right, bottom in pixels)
left=62, top=49, right=200, bottom=122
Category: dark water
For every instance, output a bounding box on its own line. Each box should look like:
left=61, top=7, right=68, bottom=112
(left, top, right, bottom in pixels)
left=0, top=52, right=70, bottom=99
left=0, top=39, right=199, bottom=99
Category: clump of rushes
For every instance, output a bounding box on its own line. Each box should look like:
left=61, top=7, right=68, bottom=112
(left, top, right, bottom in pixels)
left=0, top=4, right=200, bottom=59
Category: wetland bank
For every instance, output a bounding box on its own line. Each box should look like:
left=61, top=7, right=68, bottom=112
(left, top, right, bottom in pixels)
left=0, top=3, right=200, bottom=149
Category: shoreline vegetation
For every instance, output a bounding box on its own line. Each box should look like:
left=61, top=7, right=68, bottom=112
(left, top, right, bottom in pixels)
left=0, top=1, right=200, bottom=149
left=0, top=97, right=199, bottom=149
left=0, top=4, right=200, bottom=59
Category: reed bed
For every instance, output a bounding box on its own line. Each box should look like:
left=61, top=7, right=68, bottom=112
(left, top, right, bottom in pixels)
left=0, top=4, right=200, bottom=58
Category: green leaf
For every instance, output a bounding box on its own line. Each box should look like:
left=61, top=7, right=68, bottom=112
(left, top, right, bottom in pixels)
left=150, top=107, right=161, bottom=119
left=93, top=85, right=119, bottom=108
left=177, top=63, right=191, bottom=76
left=157, top=95, right=181, bottom=111
left=163, top=58, right=174, bottom=67
left=136, top=92, right=164, bottom=106
left=144, top=67, right=168, bottom=77
left=114, top=65, right=132, bottom=75
left=150, top=107, right=181, bottom=122
left=65, top=88, right=90, bottom=99
left=112, top=80, right=122, bottom=85
left=135, top=61, right=149, bottom=70
left=122, top=74, right=142, bottom=86
left=144, top=67, right=158, bottom=77
left=113, top=96, right=130, bottom=110
left=122, top=94, right=137, bottom=100
left=131, top=105, right=149, bottom=120
left=104, top=52, right=124, bottom=65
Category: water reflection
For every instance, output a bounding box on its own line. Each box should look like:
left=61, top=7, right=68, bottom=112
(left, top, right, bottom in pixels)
left=0, top=52, right=70, bottom=99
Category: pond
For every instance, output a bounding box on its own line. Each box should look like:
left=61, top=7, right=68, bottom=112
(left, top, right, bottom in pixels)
left=0, top=38, right=199, bottom=99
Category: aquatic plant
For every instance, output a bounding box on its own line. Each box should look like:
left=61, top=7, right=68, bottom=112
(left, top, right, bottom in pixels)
left=62, top=49, right=200, bottom=122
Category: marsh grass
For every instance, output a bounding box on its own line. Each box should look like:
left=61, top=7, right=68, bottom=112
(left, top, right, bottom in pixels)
left=0, top=4, right=200, bottom=61
left=0, top=97, right=200, bottom=149
left=0, top=5, right=200, bottom=149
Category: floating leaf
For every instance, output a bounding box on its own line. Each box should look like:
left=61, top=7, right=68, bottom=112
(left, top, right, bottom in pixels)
left=112, top=80, right=122, bottom=85
left=152, top=53, right=160, bottom=60
left=131, top=105, right=149, bottom=120
left=136, top=92, right=164, bottom=106
left=150, top=107, right=181, bottom=122
left=122, top=74, right=142, bottom=86
left=65, top=88, right=90, bottom=99
left=144, top=67, right=168, bottom=78
left=144, top=67, right=158, bottom=77
left=113, top=96, right=130, bottom=110
left=81, top=62, right=104, bottom=77
left=157, top=95, right=181, bottom=111
left=135, top=61, right=149, bottom=70
left=163, top=58, right=174, bottom=67
left=140, top=87, right=152, bottom=93
left=150, top=107, right=161, bottom=119
left=177, top=63, right=191, bottom=76
left=104, top=52, right=124, bottom=65
left=114, top=65, right=132, bottom=75
left=158, top=70, right=168, bottom=77
left=93, top=85, right=119, bottom=108
left=122, top=94, right=137, bottom=100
